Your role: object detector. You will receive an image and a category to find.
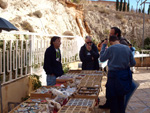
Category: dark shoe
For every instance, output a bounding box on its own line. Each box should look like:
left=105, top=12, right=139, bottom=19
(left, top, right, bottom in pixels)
left=131, top=70, right=134, bottom=74
left=99, top=103, right=110, bottom=109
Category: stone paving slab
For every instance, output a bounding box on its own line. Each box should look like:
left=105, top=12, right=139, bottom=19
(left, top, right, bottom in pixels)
left=94, top=67, right=150, bottom=113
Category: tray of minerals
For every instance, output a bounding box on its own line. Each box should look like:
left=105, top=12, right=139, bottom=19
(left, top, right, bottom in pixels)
left=81, top=75, right=102, bottom=82
left=68, top=70, right=82, bottom=73
left=80, top=70, right=103, bottom=76
left=64, top=73, right=85, bottom=79
left=77, top=75, right=102, bottom=88
left=56, top=76, right=74, bottom=83
left=30, top=86, right=61, bottom=99
left=77, top=87, right=100, bottom=95
left=25, top=98, right=48, bottom=103
left=73, top=87, right=100, bottom=100
left=9, top=98, right=62, bottom=113
left=58, top=106, right=90, bottom=113
left=9, top=102, right=49, bottom=113
left=65, top=98, right=95, bottom=111
left=67, top=70, right=103, bottom=76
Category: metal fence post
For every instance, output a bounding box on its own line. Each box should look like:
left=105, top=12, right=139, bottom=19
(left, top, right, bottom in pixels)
left=0, top=81, right=3, bottom=113
left=30, top=35, right=33, bottom=75
left=15, top=40, right=18, bottom=78
left=3, top=40, right=6, bottom=83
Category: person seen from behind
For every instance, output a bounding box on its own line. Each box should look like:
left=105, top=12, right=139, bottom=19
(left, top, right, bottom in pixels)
left=100, top=35, right=136, bottom=113
left=99, top=27, right=139, bottom=111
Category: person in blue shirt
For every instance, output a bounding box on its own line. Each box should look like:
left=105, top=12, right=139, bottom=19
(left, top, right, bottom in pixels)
left=129, top=43, right=136, bottom=73
left=100, top=35, right=136, bottom=113
left=129, top=44, right=136, bottom=56
left=99, top=27, right=139, bottom=111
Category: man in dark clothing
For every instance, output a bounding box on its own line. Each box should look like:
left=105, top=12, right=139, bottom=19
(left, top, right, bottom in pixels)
left=110, top=27, right=129, bottom=45
left=100, top=35, right=136, bottom=113
left=79, top=36, right=99, bottom=70
left=99, top=27, right=139, bottom=111
left=43, top=36, right=64, bottom=86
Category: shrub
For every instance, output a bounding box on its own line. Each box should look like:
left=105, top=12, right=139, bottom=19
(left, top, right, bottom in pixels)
left=94, top=5, right=98, bottom=7
left=33, top=10, right=42, bottom=18
left=21, top=21, right=34, bottom=32
left=103, top=29, right=109, bottom=35
left=99, top=9, right=109, bottom=14
left=144, top=37, right=150, bottom=45
left=136, top=19, right=143, bottom=24
left=63, top=64, right=70, bottom=74
left=121, top=18, right=127, bottom=24
left=63, top=31, right=74, bottom=36
left=116, top=13, right=123, bottom=19
left=0, top=40, right=3, bottom=49
left=92, top=38, right=99, bottom=45
left=29, top=74, right=42, bottom=90
left=0, top=1, right=8, bottom=9
left=28, top=13, right=33, bottom=17
left=144, top=45, right=150, bottom=50
left=71, top=0, right=80, bottom=3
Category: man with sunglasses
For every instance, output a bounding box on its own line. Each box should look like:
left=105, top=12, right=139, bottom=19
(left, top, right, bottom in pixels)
left=79, top=36, right=99, bottom=70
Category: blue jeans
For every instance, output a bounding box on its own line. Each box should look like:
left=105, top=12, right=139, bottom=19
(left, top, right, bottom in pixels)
left=47, top=75, right=56, bottom=86
left=124, top=80, right=139, bottom=109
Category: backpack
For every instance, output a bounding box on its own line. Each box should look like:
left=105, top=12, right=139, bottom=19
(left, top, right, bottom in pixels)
left=120, top=37, right=129, bottom=46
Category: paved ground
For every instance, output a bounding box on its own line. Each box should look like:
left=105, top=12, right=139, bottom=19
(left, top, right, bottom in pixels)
left=93, top=67, right=150, bottom=113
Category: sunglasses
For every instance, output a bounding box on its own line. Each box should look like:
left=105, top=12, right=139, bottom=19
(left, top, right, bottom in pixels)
left=87, top=42, right=92, bottom=44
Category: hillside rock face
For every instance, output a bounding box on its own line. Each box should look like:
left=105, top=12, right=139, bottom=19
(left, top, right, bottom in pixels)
left=0, top=0, right=149, bottom=46
left=0, top=0, right=88, bottom=37
left=84, top=5, right=150, bottom=46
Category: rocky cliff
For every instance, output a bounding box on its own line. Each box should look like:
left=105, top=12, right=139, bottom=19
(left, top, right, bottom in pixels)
left=84, top=4, right=150, bottom=47
left=0, top=0, right=149, bottom=47
left=0, top=0, right=88, bottom=37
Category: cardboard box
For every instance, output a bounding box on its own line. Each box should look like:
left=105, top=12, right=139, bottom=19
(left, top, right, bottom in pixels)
left=30, top=86, right=59, bottom=99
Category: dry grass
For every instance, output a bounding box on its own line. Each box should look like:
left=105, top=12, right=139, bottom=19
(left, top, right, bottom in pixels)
left=28, top=13, right=33, bottom=17
left=146, top=19, right=150, bottom=23
left=103, top=29, right=109, bottom=35
left=116, top=13, right=123, bottom=19
left=121, top=18, right=127, bottom=24
left=63, top=31, right=74, bottom=36
left=0, top=1, right=8, bottom=9
left=21, top=21, right=34, bottom=32
left=94, top=5, right=98, bottom=7
left=99, top=9, right=109, bottom=14
left=33, top=10, right=42, bottom=18
left=136, top=19, right=143, bottom=24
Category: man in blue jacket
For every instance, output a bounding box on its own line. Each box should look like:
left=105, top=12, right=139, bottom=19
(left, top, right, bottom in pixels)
left=100, top=35, right=136, bottom=113
left=43, top=36, right=64, bottom=86
left=79, top=36, right=99, bottom=70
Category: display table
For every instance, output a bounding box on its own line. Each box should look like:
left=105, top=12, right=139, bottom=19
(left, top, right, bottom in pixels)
left=78, top=61, right=108, bottom=70
left=10, top=70, right=105, bottom=113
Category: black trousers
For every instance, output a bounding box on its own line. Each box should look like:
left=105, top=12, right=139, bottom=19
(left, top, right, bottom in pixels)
left=110, top=96, right=125, bottom=113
